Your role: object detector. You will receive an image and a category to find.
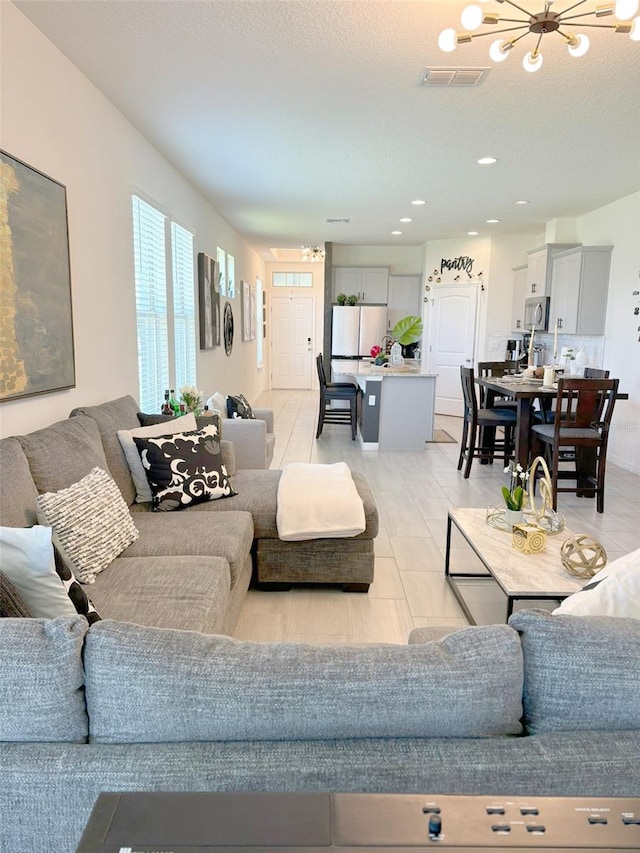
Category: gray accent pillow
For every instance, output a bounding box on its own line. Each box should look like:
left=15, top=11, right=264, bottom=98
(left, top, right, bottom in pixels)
left=133, top=425, right=236, bottom=512
left=36, top=467, right=139, bottom=584
left=84, top=621, right=523, bottom=743
left=0, top=615, right=88, bottom=742
left=509, top=609, right=640, bottom=734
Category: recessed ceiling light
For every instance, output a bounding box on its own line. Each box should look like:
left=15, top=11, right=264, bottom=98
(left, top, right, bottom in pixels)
left=514, top=200, right=529, bottom=205
left=391, top=230, right=403, bottom=235
left=477, top=157, right=498, bottom=165
left=399, top=217, right=412, bottom=223
left=467, top=231, right=479, bottom=236
left=411, top=199, right=426, bottom=205
left=486, top=218, right=500, bottom=223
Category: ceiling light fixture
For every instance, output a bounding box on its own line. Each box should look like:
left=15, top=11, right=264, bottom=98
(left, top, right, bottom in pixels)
left=478, top=156, right=498, bottom=164
left=301, top=245, right=326, bottom=262
left=486, top=218, right=501, bottom=223
left=468, top=231, right=480, bottom=235
left=439, top=1, right=639, bottom=73
left=411, top=199, right=427, bottom=205
left=391, top=230, right=403, bottom=235
left=514, top=199, right=530, bottom=205
left=400, top=217, right=413, bottom=222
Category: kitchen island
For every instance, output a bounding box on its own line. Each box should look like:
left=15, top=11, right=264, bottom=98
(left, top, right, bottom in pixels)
left=331, top=360, right=437, bottom=450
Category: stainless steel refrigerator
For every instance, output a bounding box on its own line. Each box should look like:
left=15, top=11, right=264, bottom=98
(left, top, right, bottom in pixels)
left=331, top=305, right=388, bottom=358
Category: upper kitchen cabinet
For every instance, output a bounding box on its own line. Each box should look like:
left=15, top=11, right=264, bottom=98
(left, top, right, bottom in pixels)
left=526, top=243, right=579, bottom=297
left=511, top=264, right=528, bottom=330
left=550, top=246, right=612, bottom=336
left=333, top=267, right=389, bottom=304
left=387, top=275, right=421, bottom=328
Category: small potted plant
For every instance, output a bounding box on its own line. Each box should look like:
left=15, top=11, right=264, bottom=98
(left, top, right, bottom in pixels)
left=502, top=462, right=529, bottom=527
left=391, top=315, right=423, bottom=358
left=336, top=293, right=347, bottom=306
left=346, top=294, right=359, bottom=306
left=179, top=384, right=203, bottom=416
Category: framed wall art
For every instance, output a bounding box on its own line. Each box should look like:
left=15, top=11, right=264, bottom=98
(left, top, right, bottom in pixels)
left=0, top=150, right=75, bottom=402
left=241, top=279, right=255, bottom=342
left=198, top=252, right=220, bottom=349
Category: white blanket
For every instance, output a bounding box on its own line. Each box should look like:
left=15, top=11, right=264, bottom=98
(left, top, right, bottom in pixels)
left=276, top=462, right=366, bottom=541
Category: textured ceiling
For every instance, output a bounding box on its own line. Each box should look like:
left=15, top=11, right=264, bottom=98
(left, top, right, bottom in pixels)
left=15, top=0, right=640, bottom=259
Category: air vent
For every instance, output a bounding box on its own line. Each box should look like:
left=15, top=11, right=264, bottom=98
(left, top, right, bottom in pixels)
left=419, top=67, right=490, bottom=87
left=325, top=218, right=351, bottom=224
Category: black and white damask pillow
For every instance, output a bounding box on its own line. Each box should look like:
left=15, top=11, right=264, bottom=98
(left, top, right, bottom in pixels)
left=133, top=424, right=236, bottom=512
left=226, top=394, right=255, bottom=420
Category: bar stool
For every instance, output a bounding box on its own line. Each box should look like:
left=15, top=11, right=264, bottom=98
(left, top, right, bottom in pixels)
left=315, top=354, right=358, bottom=440
left=458, top=366, right=517, bottom=478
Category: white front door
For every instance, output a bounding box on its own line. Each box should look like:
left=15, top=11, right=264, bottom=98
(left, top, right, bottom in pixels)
left=426, top=285, right=479, bottom=416
left=271, top=296, right=314, bottom=389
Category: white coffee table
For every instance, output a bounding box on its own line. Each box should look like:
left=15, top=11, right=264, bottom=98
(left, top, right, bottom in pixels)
left=445, top=507, right=584, bottom=625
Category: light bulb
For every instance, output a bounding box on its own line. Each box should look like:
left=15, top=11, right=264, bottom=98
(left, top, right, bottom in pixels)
left=489, top=38, right=511, bottom=61
left=523, top=50, right=543, bottom=72
left=567, top=33, right=590, bottom=56
left=615, top=0, right=639, bottom=19
left=461, top=4, right=483, bottom=30
left=438, top=28, right=457, bottom=52
left=630, top=15, right=640, bottom=38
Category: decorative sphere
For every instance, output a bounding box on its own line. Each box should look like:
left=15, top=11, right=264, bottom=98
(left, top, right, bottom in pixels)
left=560, top=535, right=607, bottom=579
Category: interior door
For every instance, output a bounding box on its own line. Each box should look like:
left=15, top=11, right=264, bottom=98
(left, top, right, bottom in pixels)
left=426, top=284, right=479, bottom=416
left=271, top=296, right=313, bottom=389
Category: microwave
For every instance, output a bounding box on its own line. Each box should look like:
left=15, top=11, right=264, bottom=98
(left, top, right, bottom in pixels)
left=524, top=296, right=550, bottom=331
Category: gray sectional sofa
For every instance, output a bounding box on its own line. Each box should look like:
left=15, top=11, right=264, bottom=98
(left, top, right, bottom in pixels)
left=1, top=609, right=639, bottom=852
left=0, top=395, right=378, bottom=634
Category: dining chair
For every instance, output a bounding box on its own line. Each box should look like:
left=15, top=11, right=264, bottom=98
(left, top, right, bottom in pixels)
left=584, top=367, right=610, bottom=379
left=315, top=354, right=359, bottom=440
left=530, top=377, right=619, bottom=513
left=458, top=366, right=517, bottom=478
left=477, top=361, right=518, bottom=409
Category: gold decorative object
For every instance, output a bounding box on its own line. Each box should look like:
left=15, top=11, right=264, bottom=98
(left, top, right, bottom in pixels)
left=526, top=455, right=566, bottom=535
left=512, top=523, right=547, bottom=554
left=560, top=535, right=607, bottom=578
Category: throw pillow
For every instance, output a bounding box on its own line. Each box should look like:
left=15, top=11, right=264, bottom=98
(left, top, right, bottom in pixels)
left=0, top=525, right=77, bottom=618
left=553, top=547, right=640, bottom=618
left=53, top=548, right=102, bottom=625
left=0, top=570, right=32, bottom=617
left=227, top=393, right=255, bottom=419
left=117, top=412, right=197, bottom=503
left=208, top=391, right=228, bottom=419
left=36, top=467, right=139, bottom=584
left=133, top=424, right=236, bottom=512
left=138, top=411, right=222, bottom=437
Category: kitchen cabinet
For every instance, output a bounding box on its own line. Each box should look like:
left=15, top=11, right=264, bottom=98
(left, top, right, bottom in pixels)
left=526, top=243, right=579, bottom=297
left=387, top=274, right=421, bottom=329
left=333, top=267, right=389, bottom=304
left=550, top=246, right=612, bottom=335
left=511, top=264, right=528, bottom=330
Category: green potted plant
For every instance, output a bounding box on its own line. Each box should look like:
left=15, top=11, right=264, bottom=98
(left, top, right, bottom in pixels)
left=391, top=315, right=423, bottom=358
left=502, top=461, right=529, bottom=526
left=336, top=293, right=347, bottom=306
left=346, top=294, right=359, bottom=306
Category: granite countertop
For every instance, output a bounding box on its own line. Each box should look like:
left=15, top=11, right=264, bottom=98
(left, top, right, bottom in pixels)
left=331, top=359, right=437, bottom=378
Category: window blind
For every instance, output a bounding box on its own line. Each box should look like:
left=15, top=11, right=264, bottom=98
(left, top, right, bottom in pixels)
left=132, top=195, right=169, bottom=413
left=171, top=222, right=196, bottom=390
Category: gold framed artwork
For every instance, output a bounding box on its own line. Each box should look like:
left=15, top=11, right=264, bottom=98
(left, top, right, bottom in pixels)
left=0, top=150, right=75, bottom=402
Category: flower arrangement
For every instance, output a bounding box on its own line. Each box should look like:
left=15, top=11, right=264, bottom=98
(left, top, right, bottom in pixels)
left=502, top=462, right=529, bottom=511
left=179, top=384, right=203, bottom=416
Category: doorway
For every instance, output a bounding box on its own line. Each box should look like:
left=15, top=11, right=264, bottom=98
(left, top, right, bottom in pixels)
left=426, top=284, right=479, bottom=416
left=271, top=296, right=314, bottom=389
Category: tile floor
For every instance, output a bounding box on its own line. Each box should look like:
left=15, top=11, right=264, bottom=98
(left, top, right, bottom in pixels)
left=231, top=389, right=640, bottom=644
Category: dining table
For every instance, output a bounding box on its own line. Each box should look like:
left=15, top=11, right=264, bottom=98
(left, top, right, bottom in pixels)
left=474, top=374, right=629, bottom=498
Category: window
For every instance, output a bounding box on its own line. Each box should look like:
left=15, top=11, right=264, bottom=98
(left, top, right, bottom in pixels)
left=272, top=272, right=313, bottom=287
left=217, top=247, right=226, bottom=297
left=132, top=195, right=196, bottom=413
left=227, top=253, right=235, bottom=298
left=256, top=276, right=263, bottom=367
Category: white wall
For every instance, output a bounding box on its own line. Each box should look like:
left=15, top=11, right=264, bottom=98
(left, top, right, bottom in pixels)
left=333, top=245, right=423, bottom=275
left=576, top=192, right=640, bottom=473
left=0, top=3, right=265, bottom=438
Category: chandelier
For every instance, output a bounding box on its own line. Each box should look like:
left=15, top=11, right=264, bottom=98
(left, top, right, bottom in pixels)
left=301, top=245, right=326, bottom=262
left=439, top=0, right=640, bottom=73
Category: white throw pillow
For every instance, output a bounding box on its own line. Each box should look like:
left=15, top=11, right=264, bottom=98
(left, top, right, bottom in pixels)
left=36, top=467, right=139, bottom=585
left=207, top=392, right=228, bottom=419
left=117, top=412, right=197, bottom=502
left=0, top=525, right=77, bottom=618
left=553, top=547, right=640, bottom=619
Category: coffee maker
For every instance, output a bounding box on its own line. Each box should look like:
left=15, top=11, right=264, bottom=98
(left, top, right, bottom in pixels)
left=506, top=339, right=522, bottom=362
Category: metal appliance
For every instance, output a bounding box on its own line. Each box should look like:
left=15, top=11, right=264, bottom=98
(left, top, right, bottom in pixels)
left=524, top=296, right=551, bottom=331
left=331, top=305, right=388, bottom=358
left=505, top=339, right=522, bottom=362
